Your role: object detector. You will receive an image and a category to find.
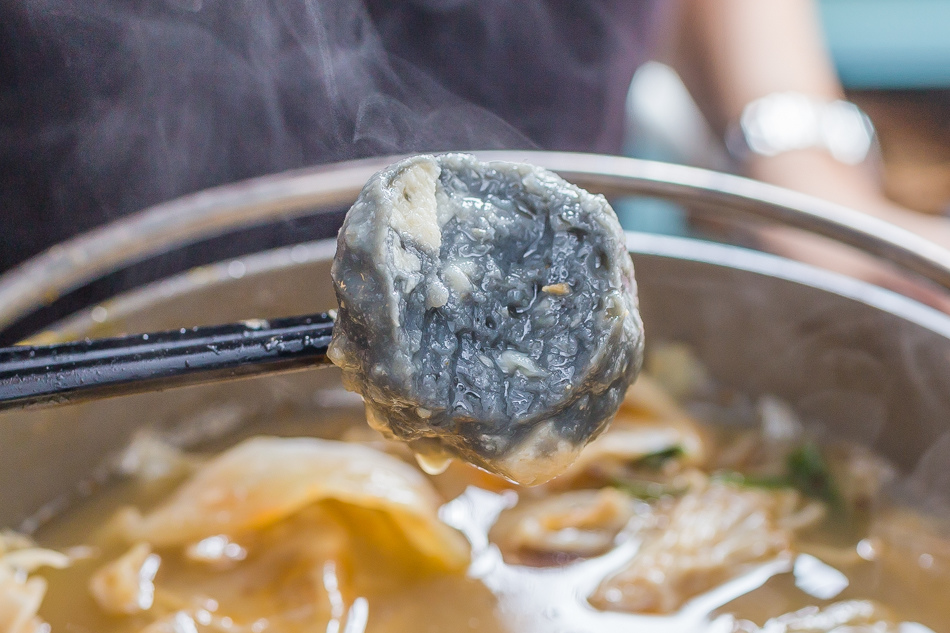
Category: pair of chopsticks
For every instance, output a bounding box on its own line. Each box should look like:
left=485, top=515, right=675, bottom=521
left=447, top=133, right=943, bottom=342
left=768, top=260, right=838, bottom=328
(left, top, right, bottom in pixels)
left=0, top=313, right=335, bottom=412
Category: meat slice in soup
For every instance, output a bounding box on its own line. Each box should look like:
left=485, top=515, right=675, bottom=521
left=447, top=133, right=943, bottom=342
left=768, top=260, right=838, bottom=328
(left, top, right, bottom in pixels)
left=589, top=481, right=800, bottom=614
left=329, top=153, right=644, bottom=485
left=489, top=488, right=637, bottom=563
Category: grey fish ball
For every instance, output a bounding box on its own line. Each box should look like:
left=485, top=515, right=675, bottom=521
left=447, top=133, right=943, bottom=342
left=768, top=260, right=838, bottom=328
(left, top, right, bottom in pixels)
left=329, top=153, right=644, bottom=485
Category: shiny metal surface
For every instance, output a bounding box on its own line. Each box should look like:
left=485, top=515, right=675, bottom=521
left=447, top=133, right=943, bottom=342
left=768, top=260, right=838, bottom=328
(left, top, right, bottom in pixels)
left=3, top=154, right=950, bottom=534
left=3, top=151, right=950, bottom=332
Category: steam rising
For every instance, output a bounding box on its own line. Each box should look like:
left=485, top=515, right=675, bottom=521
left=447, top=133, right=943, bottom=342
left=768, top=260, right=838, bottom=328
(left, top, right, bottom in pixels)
left=7, top=0, right=649, bottom=270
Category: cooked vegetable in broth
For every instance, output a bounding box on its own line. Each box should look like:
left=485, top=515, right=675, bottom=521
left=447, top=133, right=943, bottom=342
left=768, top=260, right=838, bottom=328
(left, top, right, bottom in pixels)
left=3, top=345, right=947, bottom=632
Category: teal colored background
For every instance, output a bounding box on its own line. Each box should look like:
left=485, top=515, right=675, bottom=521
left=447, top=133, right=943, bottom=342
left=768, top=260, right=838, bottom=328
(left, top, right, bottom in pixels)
left=820, top=0, right=950, bottom=88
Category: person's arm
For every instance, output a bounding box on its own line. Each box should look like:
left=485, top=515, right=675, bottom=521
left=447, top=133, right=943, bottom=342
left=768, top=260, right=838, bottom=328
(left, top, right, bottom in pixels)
left=667, top=0, right=950, bottom=220
left=665, top=0, right=950, bottom=308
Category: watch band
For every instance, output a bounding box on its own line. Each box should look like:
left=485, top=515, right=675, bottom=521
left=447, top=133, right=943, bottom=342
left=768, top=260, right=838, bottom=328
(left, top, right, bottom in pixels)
left=727, top=92, right=877, bottom=165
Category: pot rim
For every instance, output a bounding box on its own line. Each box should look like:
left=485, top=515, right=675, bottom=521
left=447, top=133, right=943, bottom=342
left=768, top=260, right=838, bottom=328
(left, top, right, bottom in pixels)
left=3, top=151, right=950, bottom=332
left=45, top=232, right=950, bottom=348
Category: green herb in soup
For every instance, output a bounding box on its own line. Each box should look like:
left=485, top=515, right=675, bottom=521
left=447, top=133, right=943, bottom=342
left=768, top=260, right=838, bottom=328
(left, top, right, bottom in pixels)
left=2, top=346, right=947, bottom=633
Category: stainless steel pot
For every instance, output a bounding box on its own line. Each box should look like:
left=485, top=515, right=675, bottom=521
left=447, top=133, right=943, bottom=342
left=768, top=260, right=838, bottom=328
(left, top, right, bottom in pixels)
left=3, top=152, right=950, bottom=531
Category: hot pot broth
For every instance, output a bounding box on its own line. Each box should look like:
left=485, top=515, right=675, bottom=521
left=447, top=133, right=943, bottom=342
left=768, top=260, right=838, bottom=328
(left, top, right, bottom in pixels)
left=3, top=345, right=947, bottom=633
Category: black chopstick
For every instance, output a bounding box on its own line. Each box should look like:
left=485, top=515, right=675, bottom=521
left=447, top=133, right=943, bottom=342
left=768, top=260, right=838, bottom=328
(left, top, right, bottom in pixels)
left=0, top=312, right=335, bottom=412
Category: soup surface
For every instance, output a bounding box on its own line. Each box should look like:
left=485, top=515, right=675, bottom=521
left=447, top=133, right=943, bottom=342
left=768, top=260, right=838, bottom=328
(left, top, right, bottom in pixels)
left=2, top=345, right=947, bottom=633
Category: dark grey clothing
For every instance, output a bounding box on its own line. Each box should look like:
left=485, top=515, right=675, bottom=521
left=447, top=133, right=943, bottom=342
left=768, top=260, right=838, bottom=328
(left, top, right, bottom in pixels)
left=366, top=0, right=662, bottom=153
left=0, top=0, right=661, bottom=274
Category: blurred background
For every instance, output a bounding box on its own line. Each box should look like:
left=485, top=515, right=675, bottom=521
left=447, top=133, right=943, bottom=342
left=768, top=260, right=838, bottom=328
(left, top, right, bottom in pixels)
left=1, top=0, right=948, bottom=279
left=621, top=0, right=950, bottom=235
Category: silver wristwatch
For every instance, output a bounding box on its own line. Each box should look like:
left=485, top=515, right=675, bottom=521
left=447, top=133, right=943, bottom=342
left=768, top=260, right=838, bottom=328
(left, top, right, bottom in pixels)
left=727, top=92, right=877, bottom=165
